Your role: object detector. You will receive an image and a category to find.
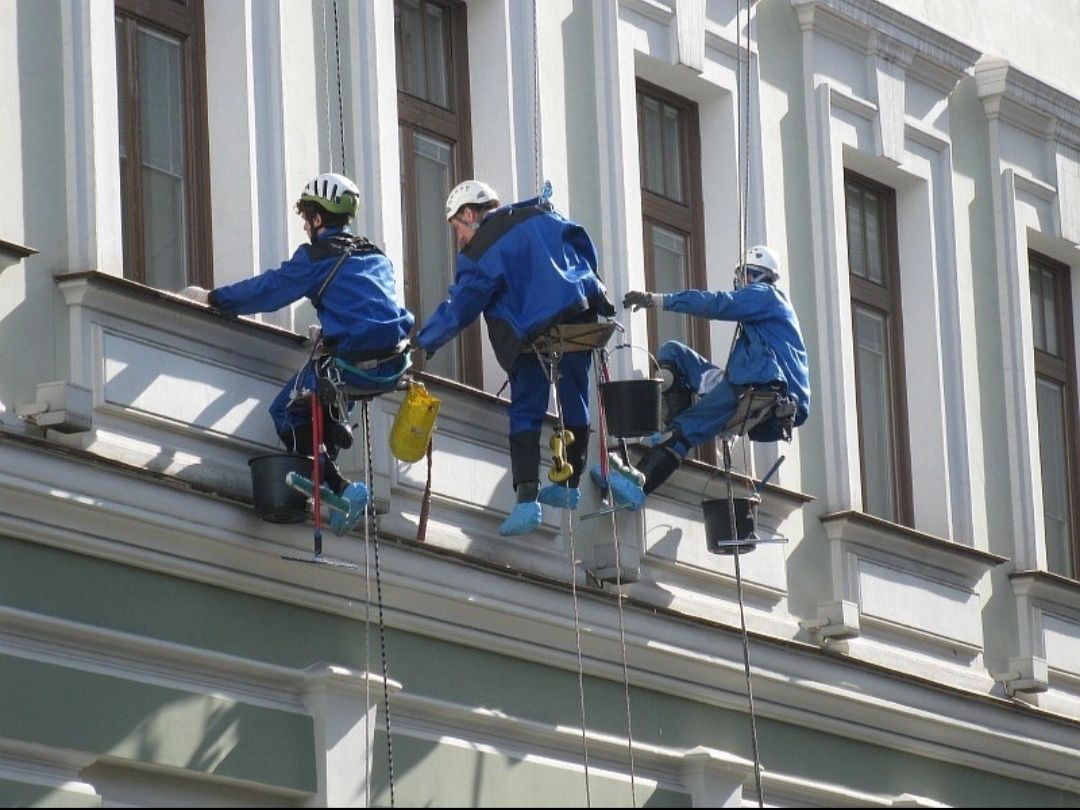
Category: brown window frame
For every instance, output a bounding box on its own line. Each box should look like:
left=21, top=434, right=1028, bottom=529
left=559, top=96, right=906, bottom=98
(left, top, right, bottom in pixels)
left=845, top=170, right=913, bottom=527
left=115, top=0, right=212, bottom=288
left=396, top=0, right=482, bottom=388
left=1030, top=251, right=1080, bottom=578
left=637, top=81, right=713, bottom=464
left=637, top=81, right=709, bottom=359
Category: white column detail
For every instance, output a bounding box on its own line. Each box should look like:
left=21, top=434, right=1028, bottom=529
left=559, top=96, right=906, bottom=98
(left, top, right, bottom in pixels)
left=61, top=0, right=123, bottom=276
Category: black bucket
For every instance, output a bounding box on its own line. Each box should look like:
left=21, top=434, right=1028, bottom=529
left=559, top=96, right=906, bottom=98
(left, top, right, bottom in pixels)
left=249, top=454, right=311, bottom=523
left=702, top=495, right=759, bottom=555
left=600, top=379, right=663, bottom=438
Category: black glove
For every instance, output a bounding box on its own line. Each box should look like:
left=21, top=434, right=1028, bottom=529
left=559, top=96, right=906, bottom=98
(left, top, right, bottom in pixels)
left=623, top=290, right=659, bottom=312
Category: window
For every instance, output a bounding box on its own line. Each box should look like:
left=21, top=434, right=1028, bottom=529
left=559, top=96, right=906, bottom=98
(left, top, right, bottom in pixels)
left=844, top=171, right=912, bottom=525
left=637, top=82, right=708, bottom=361
left=115, top=0, right=211, bottom=289
left=396, top=0, right=481, bottom=386
left=1029, top=252, right=1080, bottom=577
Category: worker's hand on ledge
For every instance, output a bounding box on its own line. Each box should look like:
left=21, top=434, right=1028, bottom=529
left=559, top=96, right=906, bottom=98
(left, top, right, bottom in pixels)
left=178, top=285, right=210, bottom=305
left=623, top=290, right=661, bottom=312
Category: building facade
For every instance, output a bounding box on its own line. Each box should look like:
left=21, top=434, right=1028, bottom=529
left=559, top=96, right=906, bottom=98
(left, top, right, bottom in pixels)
left=1, top=0, right=1079, bottom=805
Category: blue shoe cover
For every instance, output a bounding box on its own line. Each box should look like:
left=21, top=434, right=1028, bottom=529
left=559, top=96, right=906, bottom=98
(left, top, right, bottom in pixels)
left=331, top=481, right=369, bottom=536
left=589, top=465, right=645, bottom=511
left=499, top=501, right=543, bottom=536
left=537, top=484, right=581, bottom=511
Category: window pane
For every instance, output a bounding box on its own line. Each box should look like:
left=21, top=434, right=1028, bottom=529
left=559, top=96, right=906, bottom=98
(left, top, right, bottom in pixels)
left=846, top=186, right=865, bottom=280
left=1041, top=267, right=1059, bottom=357
left=400, top=0, right=427, bottom=100
left=116, top=18, right=135, bottom=275
left=650, top=224, right=692, bottom=349
left=662, top=104, right=683, bottom=203
left=138, top=27, right=187, bottom=290
left=412, top=132, right=458, bottom=379
left=865, top=192, right=884, bottom=285
left=855, top=306, right=897, bottom=522
left=423, top=2, right=449, bottom=108
left=1030, top=267, right=1047, bottom=353
left=641, top=96, right=664, bottom=196
left=1037, top=378, right=1074, bottom=575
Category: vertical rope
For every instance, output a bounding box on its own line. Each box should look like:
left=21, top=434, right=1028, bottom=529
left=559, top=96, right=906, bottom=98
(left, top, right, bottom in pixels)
left=597, top=351, right=638, bottom=806
left=542, top=349, right=592, bottom=805
left=332, top=0, right=347, bottom=176
left=321, top=0, right=333, bottom=172
left=532, top=0, right=542, bottom=190
left=362, top=408, right=373, bottom=807
left=364, top=402, right=395, bottom=807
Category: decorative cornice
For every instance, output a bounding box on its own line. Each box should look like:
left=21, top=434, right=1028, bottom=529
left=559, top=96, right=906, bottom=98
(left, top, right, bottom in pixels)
left=975, top=57, right=1080, bottom=151
left=790, top=0, right=980, bottom=83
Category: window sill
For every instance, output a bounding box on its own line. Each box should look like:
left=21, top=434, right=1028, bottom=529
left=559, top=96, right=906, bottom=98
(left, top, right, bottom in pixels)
left=813, top=511, right=1008, bottom=684
left=1, top=237, right=39, bottom=259
left=1008, top=570, right=1080, bottom=703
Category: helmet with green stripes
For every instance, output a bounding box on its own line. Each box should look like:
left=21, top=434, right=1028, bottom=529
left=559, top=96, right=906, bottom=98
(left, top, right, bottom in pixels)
left=297, top=173, right=360, bottom=218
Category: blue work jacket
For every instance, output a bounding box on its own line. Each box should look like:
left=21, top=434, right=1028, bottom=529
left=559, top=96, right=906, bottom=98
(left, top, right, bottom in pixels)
left=417, top=198, right=615, bottom=371
left=663, top=283, right=811, bottom=432
left=208, top=227, right=414, bottom=357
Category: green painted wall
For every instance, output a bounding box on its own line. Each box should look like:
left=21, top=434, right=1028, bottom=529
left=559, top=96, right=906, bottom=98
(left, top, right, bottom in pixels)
left=0, top=780, right=101, bottom=808
left=3, top=535, right=1077, bottom=806
left=369, top=734, right=687, bottom=808
left=0, top=654, right=315, bottom=793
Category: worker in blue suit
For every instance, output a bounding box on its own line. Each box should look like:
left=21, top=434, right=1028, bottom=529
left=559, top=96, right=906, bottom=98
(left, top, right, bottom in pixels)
left=180, top=173, right=414, bottom=534
left=604, top=245, right=810, bottom=507
left=416, top=180, right=615, bottom=536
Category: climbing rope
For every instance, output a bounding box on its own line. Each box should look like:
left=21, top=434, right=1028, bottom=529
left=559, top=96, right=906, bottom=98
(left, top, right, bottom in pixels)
left=539, top=346, right=592, bottom=805
left=332, top=0, right=347, bottom=176
left=733, top=0, right=766, bottom=804
left=532, top=2, right=542, bottom=190
left=596, top=351, right=638, bottom=806
left=362, top=401, right=396, bottom=807
left=321, top=0, right=333, bottom=172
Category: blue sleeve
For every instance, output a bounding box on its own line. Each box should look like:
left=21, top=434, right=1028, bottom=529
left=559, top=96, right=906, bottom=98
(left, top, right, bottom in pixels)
left=210, top=246, right=315, bottom=315
left=416, top=254, right=503, bottom=352
left=663, top=286, right=780, bottom=323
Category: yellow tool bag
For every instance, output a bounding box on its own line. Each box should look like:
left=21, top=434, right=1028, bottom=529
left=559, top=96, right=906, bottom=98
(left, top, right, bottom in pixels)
left=389, top=382, right=441, bottom=463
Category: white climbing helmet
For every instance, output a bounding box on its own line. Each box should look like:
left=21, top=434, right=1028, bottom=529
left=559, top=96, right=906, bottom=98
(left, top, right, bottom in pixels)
left=297, top=173, right=360, bottom=218
left=445, top=180, right=499, bottom=221
left=737, top=244, right=781, bottom=287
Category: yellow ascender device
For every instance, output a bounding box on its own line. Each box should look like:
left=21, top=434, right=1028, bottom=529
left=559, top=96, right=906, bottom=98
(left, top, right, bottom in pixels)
left=548, top=429, right=575, bottom=483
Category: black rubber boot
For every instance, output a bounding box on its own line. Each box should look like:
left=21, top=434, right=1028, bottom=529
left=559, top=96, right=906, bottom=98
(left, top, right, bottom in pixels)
left=509, top=431, right=543, bottom=494
left=638, top=446, right=682, bottom=494
left=280, top=424, right=347, bottom=494
left=564, top=426, right=590, bottom=488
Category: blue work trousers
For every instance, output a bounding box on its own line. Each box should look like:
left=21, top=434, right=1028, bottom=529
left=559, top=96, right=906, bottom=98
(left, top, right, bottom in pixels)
left=658, top=340, right=740, bottom=457
left=509, top=350, right=592, bottom=436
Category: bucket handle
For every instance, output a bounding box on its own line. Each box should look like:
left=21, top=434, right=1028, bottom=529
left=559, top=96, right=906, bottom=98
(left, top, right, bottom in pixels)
left=610, top=341, right=660, bottom=375
left=701, top=454, right=785, bottom=502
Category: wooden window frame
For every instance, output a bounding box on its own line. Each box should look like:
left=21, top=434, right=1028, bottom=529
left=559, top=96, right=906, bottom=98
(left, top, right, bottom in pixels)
left=115, top=0, right=212, bottom=287
left=636, top=80, right=711, bottom=462
left=396, top=0, right=482, bottom=388
left=1030, top=251, right=1080, bottom=577
left=845, top=170, right=913, bottom=527
left=637, top=81, right=709, bottom=359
